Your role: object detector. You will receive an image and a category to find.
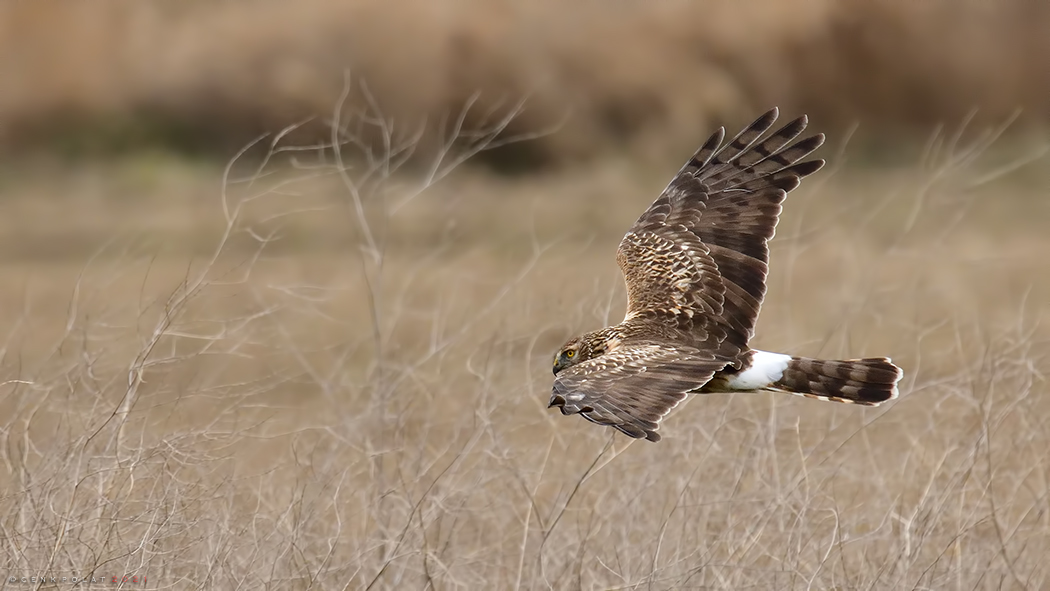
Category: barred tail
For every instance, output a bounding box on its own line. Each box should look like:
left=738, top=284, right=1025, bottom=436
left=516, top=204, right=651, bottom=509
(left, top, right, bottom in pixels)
left=774, top=357, right=902, bottom=405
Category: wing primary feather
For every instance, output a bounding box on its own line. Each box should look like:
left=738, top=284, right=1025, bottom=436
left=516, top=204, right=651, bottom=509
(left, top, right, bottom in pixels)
left=680, top=126, right=727, bottom=173
left=701, top=125, right=824, bottom=191
left=708, top=107, right=780, bottom=166
left=729, top=160, right=826, bottom=194
left=728, top=115, right=809, bottom=169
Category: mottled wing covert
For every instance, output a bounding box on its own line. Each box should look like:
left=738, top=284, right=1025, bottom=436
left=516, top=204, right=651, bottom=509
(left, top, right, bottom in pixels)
left=616, top=227, right=726, bottom=348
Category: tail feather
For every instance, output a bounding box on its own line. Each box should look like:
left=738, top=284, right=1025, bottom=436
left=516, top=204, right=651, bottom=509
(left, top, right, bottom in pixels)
left=773, top=357, right=902, bottom=405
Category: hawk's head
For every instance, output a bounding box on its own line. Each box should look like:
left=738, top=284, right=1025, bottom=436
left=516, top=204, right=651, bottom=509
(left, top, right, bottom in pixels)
left=553, top=329, right=620, bottom=375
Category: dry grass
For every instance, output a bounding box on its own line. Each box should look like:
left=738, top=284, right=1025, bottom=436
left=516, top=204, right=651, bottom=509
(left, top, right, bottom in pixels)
left=0, top=100, right=1048, bottom=590
left=2, top=0, right=1049, bottom=162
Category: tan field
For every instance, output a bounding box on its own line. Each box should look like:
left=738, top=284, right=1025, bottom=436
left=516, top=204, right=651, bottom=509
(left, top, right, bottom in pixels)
left=2, top=1, right=1050, bottom=589
left=0, top=110, right=1048, bottom=589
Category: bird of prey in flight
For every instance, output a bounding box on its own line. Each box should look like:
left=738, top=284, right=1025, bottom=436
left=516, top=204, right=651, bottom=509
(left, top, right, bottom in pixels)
left=549, top=108, right=902, bottom=442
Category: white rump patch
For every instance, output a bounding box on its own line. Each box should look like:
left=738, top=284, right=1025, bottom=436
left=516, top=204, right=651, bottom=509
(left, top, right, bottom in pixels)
left=726, top=350, right=792, bottom=391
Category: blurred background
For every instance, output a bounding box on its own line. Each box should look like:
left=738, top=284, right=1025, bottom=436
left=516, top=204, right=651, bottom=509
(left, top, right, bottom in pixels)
left=2, top=0, right=1049, bottom=161
left=1, top=1, right=1049, bottom=588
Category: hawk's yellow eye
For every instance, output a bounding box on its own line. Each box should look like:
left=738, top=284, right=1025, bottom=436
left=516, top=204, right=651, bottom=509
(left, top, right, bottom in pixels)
left=565, top=350, right=575, bottom=358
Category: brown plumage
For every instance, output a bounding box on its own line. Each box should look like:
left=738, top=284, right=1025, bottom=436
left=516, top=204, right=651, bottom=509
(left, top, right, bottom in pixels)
left=550, top=108, right=903, bottom=442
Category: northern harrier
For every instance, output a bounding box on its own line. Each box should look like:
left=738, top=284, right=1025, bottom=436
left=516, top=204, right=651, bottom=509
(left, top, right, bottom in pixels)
left=549, top=108, right=902, bottom=442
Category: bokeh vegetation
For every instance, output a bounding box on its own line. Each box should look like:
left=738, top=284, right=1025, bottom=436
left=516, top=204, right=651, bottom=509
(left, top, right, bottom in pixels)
left=2, top=0, right=1049, bottom=162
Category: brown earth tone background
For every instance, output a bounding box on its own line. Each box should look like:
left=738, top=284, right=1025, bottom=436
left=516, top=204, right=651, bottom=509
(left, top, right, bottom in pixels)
left=0, top=2, right=1048, bottom=589
left=2, top=0, right=1050, bottom=161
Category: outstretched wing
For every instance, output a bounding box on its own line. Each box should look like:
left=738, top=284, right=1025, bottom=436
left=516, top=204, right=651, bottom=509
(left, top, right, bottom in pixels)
left=548, top=344, right=723, bottom=442
left=619, top=108, right=825, bottom=358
